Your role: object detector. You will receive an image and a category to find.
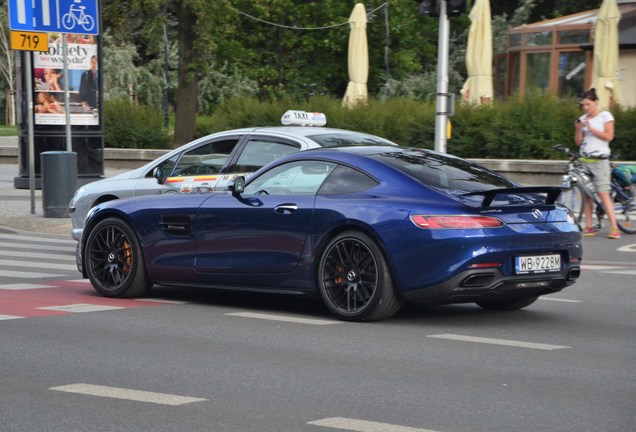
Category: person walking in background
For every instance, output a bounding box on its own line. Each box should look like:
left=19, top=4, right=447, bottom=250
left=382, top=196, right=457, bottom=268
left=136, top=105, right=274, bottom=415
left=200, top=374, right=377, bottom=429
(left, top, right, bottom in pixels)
left=79, top=55, right=98, bottom=110
left=574, top=88, right=621, bottom=239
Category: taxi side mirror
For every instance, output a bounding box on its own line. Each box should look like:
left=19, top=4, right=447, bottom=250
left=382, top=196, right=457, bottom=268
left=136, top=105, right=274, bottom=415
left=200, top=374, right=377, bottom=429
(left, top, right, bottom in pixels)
left=153, top=167, right=166, bottom=185
left=228, top=176, right=246, bottom=196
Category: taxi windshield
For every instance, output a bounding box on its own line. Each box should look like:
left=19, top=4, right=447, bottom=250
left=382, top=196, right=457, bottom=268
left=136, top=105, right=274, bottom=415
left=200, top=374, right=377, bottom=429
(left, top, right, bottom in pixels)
left=307, top=132, right=397, bottom=148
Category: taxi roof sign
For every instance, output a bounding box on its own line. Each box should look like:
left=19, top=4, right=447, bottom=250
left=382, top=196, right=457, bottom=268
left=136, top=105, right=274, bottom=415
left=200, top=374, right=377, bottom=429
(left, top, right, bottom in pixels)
left=281, top=110, right=326, bottom=127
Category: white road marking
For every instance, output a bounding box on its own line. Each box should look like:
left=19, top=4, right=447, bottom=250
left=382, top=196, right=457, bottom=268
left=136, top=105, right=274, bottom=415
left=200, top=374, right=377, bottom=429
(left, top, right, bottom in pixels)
left=37, top=304, right=126, bottom=313
left=141, top=298, right=188, bottom=304
left=0, top=233, right=76, bottom=245
left=581, top=265, right=627, bottom=270
left=67, top=279, right=90, bottom=283
left=308, top=417, right=440, bottom=432
left=0, top=314, right=24, bottom=320
left=226, top=311, right=340, bottom=325
left=0, top=250, right=76, bottom=261
left=427, top=334, right=569, bottom=350
left=602, top=270, right=636, bottom=275
left=50, top=383, right=207, bottom=406
left=539, top=297, right=581, bottom=303
left=617, top=244, right=636, bottom=252
left=0, top=269, right=61, bottom=279
left=0, top=259, right=78, bottom=272
left=0, top=241, right=74, bottom=252
left=0, top=283, right=57, bottom=290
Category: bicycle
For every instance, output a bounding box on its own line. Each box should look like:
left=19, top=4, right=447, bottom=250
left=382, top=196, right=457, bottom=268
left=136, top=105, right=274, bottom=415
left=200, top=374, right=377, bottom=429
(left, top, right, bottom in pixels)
left=553, top=144, right=636, bottom=234
left=62, top=5, right=95, bottom=33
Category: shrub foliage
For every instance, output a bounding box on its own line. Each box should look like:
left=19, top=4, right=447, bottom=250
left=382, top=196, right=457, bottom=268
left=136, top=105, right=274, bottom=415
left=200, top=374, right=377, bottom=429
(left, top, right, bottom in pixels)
left=109, top=96, right=636, bottom=160
left=104, top=99, right=171, bottom=149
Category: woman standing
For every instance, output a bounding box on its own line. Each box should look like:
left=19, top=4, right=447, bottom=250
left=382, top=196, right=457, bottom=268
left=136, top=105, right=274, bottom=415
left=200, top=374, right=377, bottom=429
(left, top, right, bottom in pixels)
left=574, top=88, right=620, bottom=239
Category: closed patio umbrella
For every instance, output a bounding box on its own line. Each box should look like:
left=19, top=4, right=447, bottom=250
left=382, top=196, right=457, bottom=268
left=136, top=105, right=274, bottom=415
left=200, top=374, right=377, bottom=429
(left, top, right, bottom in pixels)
left=460, top=0, right=493, bottom=104
left=342, top=3, right=368, bottom=108
left=593, top=0, right=622, bottom=110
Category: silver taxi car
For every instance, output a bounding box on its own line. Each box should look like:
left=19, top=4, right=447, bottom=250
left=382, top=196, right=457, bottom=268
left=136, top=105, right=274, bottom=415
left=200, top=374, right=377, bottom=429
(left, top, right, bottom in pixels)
left=68, top=111, right=397, bottom=240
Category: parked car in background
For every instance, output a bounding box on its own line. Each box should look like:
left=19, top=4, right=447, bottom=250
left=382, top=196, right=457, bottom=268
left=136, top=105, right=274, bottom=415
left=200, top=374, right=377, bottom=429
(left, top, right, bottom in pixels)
left=77, top=145, right=582, bottom=322
left=68, top=111, right=397, bottom=240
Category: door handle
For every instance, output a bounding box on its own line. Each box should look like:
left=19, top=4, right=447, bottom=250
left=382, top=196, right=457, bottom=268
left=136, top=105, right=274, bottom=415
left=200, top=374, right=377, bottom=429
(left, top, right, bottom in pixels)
left=274, top=204, right=298, bottom=214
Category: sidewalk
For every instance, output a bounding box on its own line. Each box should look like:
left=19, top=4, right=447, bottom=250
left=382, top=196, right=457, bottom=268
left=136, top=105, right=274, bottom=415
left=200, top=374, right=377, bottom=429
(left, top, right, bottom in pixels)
left=0, top=162, right=126, bottom=237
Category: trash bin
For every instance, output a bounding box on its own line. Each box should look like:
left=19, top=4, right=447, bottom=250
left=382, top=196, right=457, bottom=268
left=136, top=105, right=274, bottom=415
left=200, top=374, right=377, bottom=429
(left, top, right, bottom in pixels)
left=41, top=151, right=77, bottom=218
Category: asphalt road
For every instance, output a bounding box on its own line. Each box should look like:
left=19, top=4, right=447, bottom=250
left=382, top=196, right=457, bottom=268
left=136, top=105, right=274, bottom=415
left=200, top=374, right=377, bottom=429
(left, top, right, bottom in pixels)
left=0, top=226, right=634, bottom=432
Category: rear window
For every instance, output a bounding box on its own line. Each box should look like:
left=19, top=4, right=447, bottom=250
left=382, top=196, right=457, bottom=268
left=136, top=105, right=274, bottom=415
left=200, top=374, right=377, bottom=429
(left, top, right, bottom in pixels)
left=371, top=149, right=516, bottom=191
left=307, top=132, right=396, bottom=148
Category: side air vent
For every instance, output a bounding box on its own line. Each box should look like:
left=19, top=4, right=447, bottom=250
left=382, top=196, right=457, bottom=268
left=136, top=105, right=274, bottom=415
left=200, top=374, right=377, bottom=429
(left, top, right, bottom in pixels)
left=160, top=215, right=191, bottom=237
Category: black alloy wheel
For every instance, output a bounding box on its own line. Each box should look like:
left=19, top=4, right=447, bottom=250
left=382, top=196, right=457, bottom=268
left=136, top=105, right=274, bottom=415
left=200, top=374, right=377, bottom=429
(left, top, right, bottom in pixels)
left=85, top=217, right=152, bottom=298
left=317, top=231, right=401, bottom=321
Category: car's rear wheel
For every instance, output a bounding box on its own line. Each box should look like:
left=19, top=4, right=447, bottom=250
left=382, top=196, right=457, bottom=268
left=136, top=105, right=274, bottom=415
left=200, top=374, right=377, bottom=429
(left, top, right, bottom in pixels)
left=317, top=231, right=402, bottom=322
left=85, top=217, right=151, bottom=298
left=475, top=295, right=539, bottom=311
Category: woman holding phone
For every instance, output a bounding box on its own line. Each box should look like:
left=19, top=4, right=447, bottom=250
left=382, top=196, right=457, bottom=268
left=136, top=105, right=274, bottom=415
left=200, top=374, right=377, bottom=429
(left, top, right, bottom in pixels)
left=574, top=88, right=620, bottom=239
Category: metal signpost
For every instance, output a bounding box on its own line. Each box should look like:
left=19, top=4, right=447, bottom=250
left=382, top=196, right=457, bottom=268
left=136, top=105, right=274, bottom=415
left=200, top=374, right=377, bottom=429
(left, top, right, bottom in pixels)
left=7, top=0, right=99, bottom=213
left=434, top=0, right=450, bottom=153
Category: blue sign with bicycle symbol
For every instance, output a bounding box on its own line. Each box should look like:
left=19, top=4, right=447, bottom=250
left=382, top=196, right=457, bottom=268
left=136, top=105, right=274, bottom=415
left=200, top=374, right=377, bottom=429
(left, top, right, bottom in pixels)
left=8, top=0, right=99, bottom=35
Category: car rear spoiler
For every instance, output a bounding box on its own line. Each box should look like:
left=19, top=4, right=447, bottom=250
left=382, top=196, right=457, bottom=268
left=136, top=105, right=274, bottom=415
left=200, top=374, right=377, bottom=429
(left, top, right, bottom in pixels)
left=461, top=186, right=566, bottom=207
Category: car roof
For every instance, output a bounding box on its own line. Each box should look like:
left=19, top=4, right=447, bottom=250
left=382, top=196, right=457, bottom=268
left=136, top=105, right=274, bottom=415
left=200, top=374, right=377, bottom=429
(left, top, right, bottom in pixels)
left=226, top=126, right=398, bottom=141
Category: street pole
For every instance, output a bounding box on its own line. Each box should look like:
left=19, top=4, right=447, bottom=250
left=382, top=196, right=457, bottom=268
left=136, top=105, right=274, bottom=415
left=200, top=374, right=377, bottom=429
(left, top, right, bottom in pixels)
left=434, top=0, right=450, bottom=153
left=25, top=53, right=35, bottom=214
left=62, top=34, right=72, bottom=151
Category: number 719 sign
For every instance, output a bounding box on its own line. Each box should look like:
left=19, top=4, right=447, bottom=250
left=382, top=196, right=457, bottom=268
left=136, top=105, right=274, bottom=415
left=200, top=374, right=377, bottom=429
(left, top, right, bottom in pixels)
left=10, top=30, right=49, bottom=52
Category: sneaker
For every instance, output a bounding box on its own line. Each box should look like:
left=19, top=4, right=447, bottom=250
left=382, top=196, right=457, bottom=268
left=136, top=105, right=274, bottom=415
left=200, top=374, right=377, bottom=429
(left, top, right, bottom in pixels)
left=608, top=228, right=621, bottom=239
left=582, top=227, right=596, bottom=236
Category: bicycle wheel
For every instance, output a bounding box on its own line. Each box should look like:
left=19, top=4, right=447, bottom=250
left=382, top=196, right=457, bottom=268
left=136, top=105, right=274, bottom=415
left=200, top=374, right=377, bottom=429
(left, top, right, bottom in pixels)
left=560, top=183, right=585, bottom=224
left=611, top=185, right=636, bottom=234
left=62, top=13, right=75, bottom=30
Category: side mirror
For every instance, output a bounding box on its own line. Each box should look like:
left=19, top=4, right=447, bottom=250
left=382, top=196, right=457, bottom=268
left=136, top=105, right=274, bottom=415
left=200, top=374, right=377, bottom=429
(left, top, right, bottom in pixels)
left=228, top=176, right=246, bottom=196
left=153, top=167, right=165, bottom=185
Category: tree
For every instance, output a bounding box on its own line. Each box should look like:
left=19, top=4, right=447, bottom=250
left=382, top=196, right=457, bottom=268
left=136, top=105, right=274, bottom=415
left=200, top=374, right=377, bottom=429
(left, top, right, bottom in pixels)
left=0, top=1, right=15, bottom=125
left=119, top=0, right=236, bottom=146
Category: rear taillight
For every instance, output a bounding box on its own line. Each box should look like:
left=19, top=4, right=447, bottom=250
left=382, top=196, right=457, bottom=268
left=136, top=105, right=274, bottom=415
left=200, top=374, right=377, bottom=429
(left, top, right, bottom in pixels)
left=410, top=215, right=505, bottom=229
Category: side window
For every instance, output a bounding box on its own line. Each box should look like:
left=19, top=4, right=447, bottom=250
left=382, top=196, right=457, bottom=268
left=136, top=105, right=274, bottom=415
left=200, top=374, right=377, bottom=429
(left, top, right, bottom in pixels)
left=228, top=140, right=300, bottom=174
left=318, top=164, right=379, bottom=195
left=172, top=139, right=239, bottom=176
left=244, top=161, right=336, bottom=195
left=150, top=154, right=179, bottom=181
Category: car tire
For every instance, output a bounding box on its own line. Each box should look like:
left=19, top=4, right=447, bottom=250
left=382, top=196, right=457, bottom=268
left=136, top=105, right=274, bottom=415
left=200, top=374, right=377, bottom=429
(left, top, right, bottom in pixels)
left=317, top=231, right=402, bottom=322
left=475, top=295, right=539, bottom=311
left=85, top=217, right=152, bottom=298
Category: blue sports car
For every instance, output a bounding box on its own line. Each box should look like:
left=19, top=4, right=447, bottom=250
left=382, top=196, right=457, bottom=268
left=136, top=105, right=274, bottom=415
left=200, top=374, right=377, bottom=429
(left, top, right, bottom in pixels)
left=77, top=146, right=582, bottom=321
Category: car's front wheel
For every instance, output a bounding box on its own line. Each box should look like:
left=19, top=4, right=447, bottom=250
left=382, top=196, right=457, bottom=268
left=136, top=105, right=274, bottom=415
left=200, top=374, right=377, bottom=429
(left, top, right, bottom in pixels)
left=317, top=231, right=402, bottom=322
left=85, top=217, right=152, bottom=298
left=475, top=295, right=539, bottom=311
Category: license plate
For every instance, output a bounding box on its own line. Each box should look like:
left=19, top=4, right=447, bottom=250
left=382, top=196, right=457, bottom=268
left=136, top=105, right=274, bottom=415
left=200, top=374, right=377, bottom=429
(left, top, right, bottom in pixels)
left=515, top=254, right=561, bottom=274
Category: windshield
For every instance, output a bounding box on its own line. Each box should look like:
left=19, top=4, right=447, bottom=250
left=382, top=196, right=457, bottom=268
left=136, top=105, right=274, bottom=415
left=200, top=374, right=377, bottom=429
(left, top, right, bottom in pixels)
left=370, top=149, right=516, bottom=192
left=307, top=132, right=396, bottom=148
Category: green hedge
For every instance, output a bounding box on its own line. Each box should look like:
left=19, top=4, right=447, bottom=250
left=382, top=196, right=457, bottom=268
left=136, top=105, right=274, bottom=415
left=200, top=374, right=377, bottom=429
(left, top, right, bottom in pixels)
left=195, top=95, right=636, bottom=160
left=104, top=99, right=171, bottom=149
left=108, top=96, right=636, bottom=160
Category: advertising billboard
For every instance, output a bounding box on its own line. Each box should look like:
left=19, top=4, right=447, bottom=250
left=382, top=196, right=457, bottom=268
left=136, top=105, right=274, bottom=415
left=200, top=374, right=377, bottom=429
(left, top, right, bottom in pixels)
left=32, top=33, right=99, bottom=126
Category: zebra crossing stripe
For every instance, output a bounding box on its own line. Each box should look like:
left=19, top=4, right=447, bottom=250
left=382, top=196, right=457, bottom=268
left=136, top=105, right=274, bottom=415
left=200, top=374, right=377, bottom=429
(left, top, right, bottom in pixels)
left=0, top=314, right=24, bottom=320
left=0, top=259, right=78, bottom=272
left=0, top=270, right=62, bottom=279
left=0, top=283, right=57, bottom=290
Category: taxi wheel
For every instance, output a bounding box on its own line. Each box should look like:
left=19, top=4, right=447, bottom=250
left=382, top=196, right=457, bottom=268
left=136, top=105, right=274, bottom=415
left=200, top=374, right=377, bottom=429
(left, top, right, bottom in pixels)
left=317, top=231, right=402, bottom=322
left=85, top=217, right=152, bottom=298
left=475, top=295, right=539, bottom=311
